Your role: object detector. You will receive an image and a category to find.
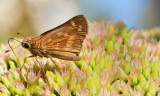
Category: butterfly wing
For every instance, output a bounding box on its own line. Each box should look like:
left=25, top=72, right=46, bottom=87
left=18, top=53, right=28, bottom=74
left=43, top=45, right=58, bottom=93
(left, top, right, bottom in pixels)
left=40, top=15, right=88, bottom=61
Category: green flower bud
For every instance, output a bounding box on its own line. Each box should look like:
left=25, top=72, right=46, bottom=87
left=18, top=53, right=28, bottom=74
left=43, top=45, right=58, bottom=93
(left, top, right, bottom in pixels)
left=27, top=85, right=40, bottom=95
left=28, top=85, right=35, bottom=95
left=24, top=89, right=31, bottom=96
left=52, top=82, right=60, bottom=91
left=142, top=67, right=151, bottom=80
left=70, top=81, right=76, bottom=91
left=123, top=61, right=130, bottom=75
left=55, top=73, right=64, bottom=87
left=14, top=81, right=25, bottom=95
left=75, top=83, right=81, bottom=91
left=97, top=57, right=105, bottom=71
left=87, top=78, right=96, bottom=95
left=108, top=25, right=115, bottom=34
left=15, top=88, right=24, bottom=95
left=93, top=76, right=100, bottom=89
left=46, top=71, right=54, bottom=79
left=93, top=64, right=101, bottom=73
left=7, top=75, right=14, bottom=84
left=146, top=92, right=152, bottom=96
left=74, top=60, right=82, bottom=69
left=26, top=68, right=41, bottom=85
left=16, top=58, right=24, bottom=67
left=87, top=77, right=92, bottom=89
left=0, top=58, right=7, bottom=72
left=135, top=84, right=141, bottom=91
left=81, top=61, right=88, bottom=71
left=12, top=71, right=20, bottom=82
left=137, top=65, right=143, bottom=73
left=148, top=82, right=156, bottom=96
left=121, top=26, right=127, bottom=38
left=86, top=66, right=92, bottom=74
left=106, top=60, right=111, bottom=72
left=44, top=63, right=50, bottom=71
left=151, top=69, right=158, bottom=80
left=0, top=83, right=10, bottom=95
left=51, top=94, right=57, bottom=96
left=127, top=51, right=133, bottom=58
left=138, top=74, right=146, bottom=88
left=91, top=51, right=97, bottom=58
left=131, top=74, right=138, bottom=87
left=106, top=82, right=113, bottom=92
left=9, top=85, right=16, bottom=96
left=38, top=78, right=45, bottom=88
left=8, top=61, right=16, bottom=70
left=1, top=76, right=11, bottom=89
left=142, top=58, right=149, bottom=67
left=144, top=81, right=149, bottom=91
left=90, top=35, right=95, bottom=43
left=106, top=40, right=113, bottom=53
left=5, top=56, right=12, bottom=63
left=47, top=76, right=54, bottom=86
left=90, top=82, right=96, bottom=95
left=118, top=67, right=128, bottom=83
left=95, top=37, right=100, bottom=45
left=90, top=58, right=96, bottom=70
left=0, top=93, right=10, bottom=96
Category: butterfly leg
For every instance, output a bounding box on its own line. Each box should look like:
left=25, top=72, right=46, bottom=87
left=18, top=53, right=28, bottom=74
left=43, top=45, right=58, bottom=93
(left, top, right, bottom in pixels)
left=35, top=57, right=54, bottom=92
left=20, top=55, right=34, bottom=71
left=48, top=55, right=59, bottom=68
left=34, top=58, right=46, bottom=76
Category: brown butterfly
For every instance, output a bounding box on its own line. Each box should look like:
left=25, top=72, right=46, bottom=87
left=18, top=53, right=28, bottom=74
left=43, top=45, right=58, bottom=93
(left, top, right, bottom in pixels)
left=7, top=15, right=88, bottom=64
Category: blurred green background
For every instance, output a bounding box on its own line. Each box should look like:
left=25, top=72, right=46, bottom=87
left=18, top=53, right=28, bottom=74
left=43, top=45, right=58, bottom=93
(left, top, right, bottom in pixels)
left=0, top=0, right=160, bottom=43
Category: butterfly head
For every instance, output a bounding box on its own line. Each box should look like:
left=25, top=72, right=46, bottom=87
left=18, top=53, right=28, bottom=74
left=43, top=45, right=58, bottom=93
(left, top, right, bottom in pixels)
left=22, top=38, right=31, bottom=49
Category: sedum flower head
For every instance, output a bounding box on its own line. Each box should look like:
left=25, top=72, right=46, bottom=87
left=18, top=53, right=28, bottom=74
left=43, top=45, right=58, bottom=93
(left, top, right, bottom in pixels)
left=0, top=20, right=160, bottom=95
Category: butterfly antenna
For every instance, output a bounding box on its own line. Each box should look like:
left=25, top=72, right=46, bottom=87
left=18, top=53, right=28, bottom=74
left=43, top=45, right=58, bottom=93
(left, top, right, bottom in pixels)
left=6, top=38, right=22, bottom=59
left=5, top=44, right=21, bottom=53
left=17, top=33, right=26, bottom=38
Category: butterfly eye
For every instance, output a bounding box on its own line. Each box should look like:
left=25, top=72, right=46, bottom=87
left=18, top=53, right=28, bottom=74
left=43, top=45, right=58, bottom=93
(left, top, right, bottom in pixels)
left=24, top=43, right=30, bottom=48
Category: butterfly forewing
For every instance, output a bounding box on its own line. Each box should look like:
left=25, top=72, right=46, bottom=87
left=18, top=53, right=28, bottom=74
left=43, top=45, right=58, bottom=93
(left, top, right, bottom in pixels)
left=39, top=15, right=88, bottom=61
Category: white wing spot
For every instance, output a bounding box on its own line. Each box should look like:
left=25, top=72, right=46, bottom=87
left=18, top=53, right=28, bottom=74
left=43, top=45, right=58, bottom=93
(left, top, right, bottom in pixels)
left=78, top=28, right=82, bottom=31
left=57, top=32, right=63, bottom=36
left=79, top=25, right=83, bottom=28
left=71, top=21, right=76, bottom=26
left=64, top=33, right=69, bottom=37
left=47, top=38, right=52, bottom=42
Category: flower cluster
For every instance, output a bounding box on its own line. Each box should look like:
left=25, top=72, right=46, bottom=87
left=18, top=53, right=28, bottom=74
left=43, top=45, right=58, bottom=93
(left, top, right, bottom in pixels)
left=0, top=20, right=160, bottom=96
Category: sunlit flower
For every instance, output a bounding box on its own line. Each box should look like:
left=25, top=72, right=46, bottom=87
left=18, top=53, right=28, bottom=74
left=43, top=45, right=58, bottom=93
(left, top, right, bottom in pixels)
left=23, top=67, right=41, bottom=85
left=0, top=20, right=160, bottom=95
